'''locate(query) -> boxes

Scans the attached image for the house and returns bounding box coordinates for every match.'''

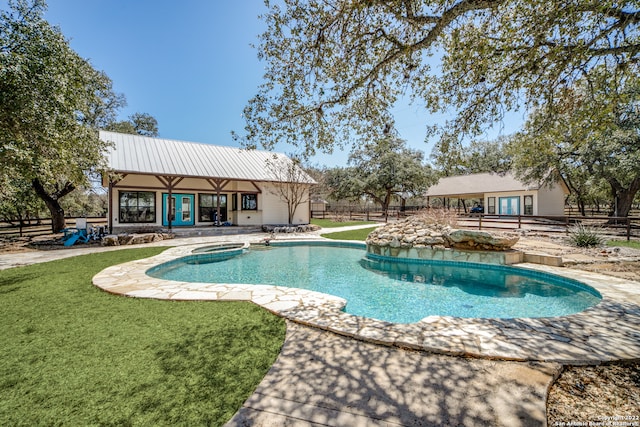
[100,131,315,232]
[425,172,569,216]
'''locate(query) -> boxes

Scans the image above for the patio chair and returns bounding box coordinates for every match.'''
[63,218,91,246]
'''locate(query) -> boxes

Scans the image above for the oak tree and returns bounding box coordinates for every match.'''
[1,0,121,231]
[325,137,434,218]
[508,66,640,217]
[236,0,639,158]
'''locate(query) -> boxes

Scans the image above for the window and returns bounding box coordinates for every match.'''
[241,194,258,210]
[119,191,155,223]
[487,197,496,215]
[199,194,227,222]
[524,195,534,215]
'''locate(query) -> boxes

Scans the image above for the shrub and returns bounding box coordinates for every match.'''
[568,223,604,247]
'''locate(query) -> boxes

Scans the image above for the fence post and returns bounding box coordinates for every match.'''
[478,215,482,230]
[518,215,522,229]
[627,217,631,241]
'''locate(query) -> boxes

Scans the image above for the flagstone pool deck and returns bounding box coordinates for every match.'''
[92,238,640,364]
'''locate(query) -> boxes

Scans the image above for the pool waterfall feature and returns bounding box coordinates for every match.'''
[364,215,525,265]
[365,242,524,266]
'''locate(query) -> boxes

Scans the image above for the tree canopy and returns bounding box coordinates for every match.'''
[508,66,640,217]
[0,0,122,231]
[431,136,512,176]
[236,0,639,157]
[325,137,434,215]
[105,112,159,137]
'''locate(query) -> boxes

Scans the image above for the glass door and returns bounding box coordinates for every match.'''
[162,194,195,226]
[499,196,520,215]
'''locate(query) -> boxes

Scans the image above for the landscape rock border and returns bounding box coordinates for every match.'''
[101,232,174,246]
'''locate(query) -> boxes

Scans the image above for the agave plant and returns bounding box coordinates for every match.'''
[568,223,604,248]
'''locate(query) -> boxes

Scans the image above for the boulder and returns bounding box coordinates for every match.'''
[101,232,173,247]
[445,229,520,251]
[101,235,120,246]
[366,215,519,251]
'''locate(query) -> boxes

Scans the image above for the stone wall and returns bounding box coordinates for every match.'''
[365,216,522,265]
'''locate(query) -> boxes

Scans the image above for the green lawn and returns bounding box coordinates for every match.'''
[321,227,373,241]
[310,218,376,228]
[607,240,640,250]
[0,248,285,426]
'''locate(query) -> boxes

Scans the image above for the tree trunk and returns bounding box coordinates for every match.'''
[32,179,75,233]
[577,198,586,216]
[606,176,640,223]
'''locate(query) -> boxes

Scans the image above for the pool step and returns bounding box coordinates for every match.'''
[523,252,564,267]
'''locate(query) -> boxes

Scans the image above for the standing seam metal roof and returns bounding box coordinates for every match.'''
[100,131,315,184]
[425,172,542,197]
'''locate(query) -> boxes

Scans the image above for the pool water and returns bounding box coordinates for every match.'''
[147,243,601,323]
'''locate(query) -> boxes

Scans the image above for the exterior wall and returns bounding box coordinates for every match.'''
[258,183,310,225]
[536,184,568,216]
[108,173,311,231]
[484,191,538,215]
[483,184,567,216]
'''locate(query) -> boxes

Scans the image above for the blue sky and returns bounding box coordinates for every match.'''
[3,0,523,167]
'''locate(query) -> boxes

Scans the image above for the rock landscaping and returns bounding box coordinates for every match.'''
[262,224,321,233]
[366,215,519,251]
[366,216,522,264]
[101,232,174,246]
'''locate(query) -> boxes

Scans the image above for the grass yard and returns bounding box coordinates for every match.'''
[607,239,640,250]
[0,248,285,426]
[310,218,376,228]
[321,227,372,241]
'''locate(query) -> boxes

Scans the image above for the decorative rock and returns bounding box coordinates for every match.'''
[262,224,321,233]
[366,215,519,252]
[445,229,520,251]
[101,235,120,246]
[101,233,173,247]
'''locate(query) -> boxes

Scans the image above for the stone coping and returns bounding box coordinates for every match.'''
[92,240,640,364]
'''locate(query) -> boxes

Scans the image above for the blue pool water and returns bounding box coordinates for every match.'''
[147,242,602,323]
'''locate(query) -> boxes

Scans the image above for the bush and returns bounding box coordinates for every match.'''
[568,223,604,247]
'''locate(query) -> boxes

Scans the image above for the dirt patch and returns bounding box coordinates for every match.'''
[0,234,102,252]
[548,363,640,425]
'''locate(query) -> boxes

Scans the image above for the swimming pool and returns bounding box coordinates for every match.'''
[146,242,602,323]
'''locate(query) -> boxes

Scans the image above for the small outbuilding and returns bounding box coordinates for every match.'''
[425,172,569,216]
[100,131,315,232]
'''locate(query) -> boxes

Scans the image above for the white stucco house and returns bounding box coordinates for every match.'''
[425,172,569,216]
[100,131,315,232]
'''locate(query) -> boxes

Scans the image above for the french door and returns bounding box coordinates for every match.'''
[498,196,520,215]
[162,193,195,226]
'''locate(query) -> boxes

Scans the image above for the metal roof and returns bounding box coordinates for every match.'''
[100,131,315,184]
[425,172,542,197]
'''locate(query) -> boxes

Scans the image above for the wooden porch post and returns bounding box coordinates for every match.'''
[206,179,230,226]
[157,176,183,231]
[108,179,113,234]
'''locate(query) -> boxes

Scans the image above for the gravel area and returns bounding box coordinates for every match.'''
[548,363,640,426]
